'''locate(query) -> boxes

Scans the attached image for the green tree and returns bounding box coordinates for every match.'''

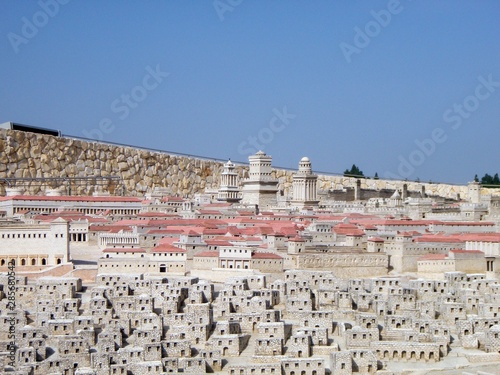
[479,173,500,185]
[481,173,493,185]
[374,172,379,180]
[343,164,364,178]
[493,173,500,185]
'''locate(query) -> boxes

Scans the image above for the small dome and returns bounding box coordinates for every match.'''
[301,156,310,162]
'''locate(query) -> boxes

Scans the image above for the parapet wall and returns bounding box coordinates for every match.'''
[0,129,493,200]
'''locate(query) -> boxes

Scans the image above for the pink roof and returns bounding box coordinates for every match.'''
[151,244,186,253]
[334,223,365,236]
[147,229,184,235]
[114,219,152,226]
[415,235,464,243]
[459,233,500,242]
[419,254,447,261]
[203,228,228,235]
[450,249,484,254]
[161,196,185,202]
[236,211,256,216]
[159,237,177,245]
[89,225,132,232]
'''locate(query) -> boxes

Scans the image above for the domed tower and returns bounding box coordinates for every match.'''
[217,159,241,203]
[291,157,319,208]
[241,151,278,208]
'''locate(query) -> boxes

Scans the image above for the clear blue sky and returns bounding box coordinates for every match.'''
[1,1,499,184]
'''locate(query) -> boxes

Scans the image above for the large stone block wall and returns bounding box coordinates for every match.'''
[0,129,495,200]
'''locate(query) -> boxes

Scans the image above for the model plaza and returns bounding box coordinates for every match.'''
[2,150,500,375]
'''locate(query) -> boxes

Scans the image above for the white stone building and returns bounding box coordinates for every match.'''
[0,217,69,268]
[291,157,319,209]
[241,151,278,209]
[218,159,241,203]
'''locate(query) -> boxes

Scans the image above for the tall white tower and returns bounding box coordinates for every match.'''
[291,157,319,208]
[217,159,241,203]
[241,151,278,209]
[468,181,481,204]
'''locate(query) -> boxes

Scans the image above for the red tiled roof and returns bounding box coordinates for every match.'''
[89,225,132,232]
[418,254,447,261]
[415,235,464,243]
[159,237,177,245]
[459,233,500,242]
[161,196,185,202]
[449,249,483,254]
[203,228,228,235]
[151,244,186,253]
[146,229,184,235]
[334,223,365,236]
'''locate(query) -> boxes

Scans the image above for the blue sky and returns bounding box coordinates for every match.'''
[1,1,499,184]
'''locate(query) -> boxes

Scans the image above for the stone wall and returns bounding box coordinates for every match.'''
[0,129,497,200]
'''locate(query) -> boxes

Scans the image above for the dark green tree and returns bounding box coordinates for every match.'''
[479,173,500,185]
[481,173,493,185]
[474,174,479,182]
[343,164,364,178]
[493,173,500,185]
[374,172,379,180]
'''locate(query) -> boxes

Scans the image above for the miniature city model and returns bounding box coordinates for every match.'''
[1,132,500,374]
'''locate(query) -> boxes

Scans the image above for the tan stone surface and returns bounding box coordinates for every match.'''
[1,129,495,200]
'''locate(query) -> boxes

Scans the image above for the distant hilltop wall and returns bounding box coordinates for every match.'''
[0,128,494,200]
